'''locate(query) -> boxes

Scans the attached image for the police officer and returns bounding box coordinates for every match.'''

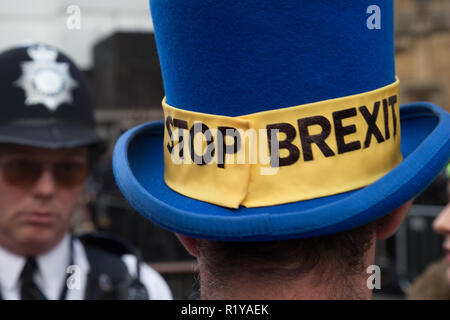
[0,43,172,300]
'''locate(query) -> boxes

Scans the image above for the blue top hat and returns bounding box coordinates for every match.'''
[113,0,450,241]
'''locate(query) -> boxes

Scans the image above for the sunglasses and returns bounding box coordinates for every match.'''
[0,158,89,188]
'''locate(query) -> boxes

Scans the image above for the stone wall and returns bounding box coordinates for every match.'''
[395,0,450,110]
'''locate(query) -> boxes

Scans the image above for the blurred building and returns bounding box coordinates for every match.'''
[395,0,450,111]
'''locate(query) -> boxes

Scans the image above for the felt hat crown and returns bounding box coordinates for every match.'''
[113,0,450,241]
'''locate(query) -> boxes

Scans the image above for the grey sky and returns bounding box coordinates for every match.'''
[0,0,154,68]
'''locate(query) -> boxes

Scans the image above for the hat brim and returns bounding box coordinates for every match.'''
[113,103,450,241]
[0,122,104,149]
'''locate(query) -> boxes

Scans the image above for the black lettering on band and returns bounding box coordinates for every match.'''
[165,116,174,154]
[217,126,241,169]
[359,103,384,148]
[266,123,300,167]
[173,118,188,158]
[297,116,335,161]
[333,108,362,154]
[383,99,390,140]
[388,95,398,138]
[189,122,215,166]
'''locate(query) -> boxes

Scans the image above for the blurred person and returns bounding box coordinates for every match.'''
[113,1,450,299]
[0,43,172,300]
[407,164,450,300]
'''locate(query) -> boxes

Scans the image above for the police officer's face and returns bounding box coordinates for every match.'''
[433,183,450,285]
[0,144,89,256]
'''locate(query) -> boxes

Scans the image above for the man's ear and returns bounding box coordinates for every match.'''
[376,201,412,240]
[176,234,200,257]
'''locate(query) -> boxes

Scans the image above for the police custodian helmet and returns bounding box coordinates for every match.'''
[0,42,103,149]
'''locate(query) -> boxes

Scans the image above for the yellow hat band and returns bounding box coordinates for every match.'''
[162,78,402,209]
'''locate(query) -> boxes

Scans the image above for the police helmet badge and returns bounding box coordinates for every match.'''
[0,42,103,149]
[14,44,78,112]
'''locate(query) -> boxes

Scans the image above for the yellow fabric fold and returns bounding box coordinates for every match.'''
[163,78,402,208]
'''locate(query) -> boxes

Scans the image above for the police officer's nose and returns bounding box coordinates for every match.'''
[433,203,450,236]
[32,169,56,198]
